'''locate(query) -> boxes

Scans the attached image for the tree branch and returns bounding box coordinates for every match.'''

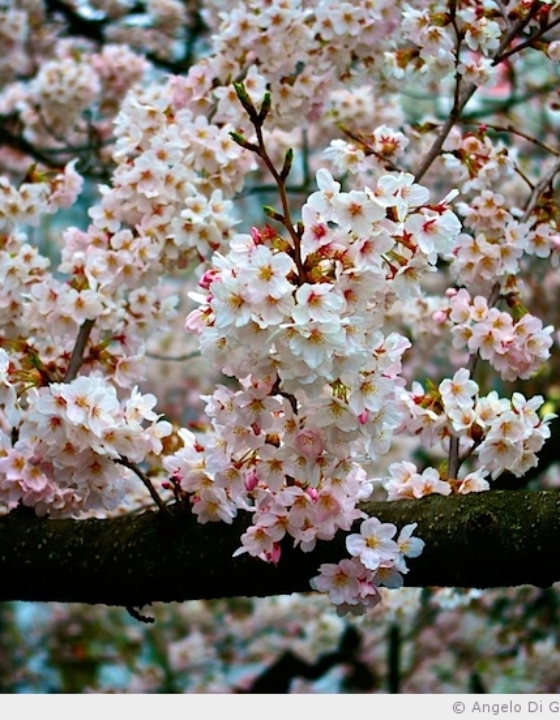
[2,489,560,606]
[64,319,95,382]
[0,117,64,169]
[44,0,107,43]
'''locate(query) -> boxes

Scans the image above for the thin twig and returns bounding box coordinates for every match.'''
[64,319,95,383]
[521,157,560,221]
[513,165,535,191]
[116,457,170,515]
[415,85,476,182]
[492,0,542,62]
[461,82,559,121]
[338,124,406,173]
[248,104,307,282]
[301,128,312,189]
[146,350,201,362]
[495,0,513,29]
[493,16,560,65]
[237,183,311,199]
[414,0,544,182]
[461,121,560,158]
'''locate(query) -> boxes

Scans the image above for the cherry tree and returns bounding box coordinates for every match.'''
[1,0,560,691]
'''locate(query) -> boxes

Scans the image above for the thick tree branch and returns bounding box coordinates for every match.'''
[1,490,560,606]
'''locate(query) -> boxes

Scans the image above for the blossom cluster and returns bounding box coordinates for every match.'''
[159,166,469,609]
[195,0,405,131]
[0,0,558,623]
[0,41,148,165]
[0,221,179,404]
[384,0,552,88]
[112,88,256,197]
[0,161,83,230]
[398,369,554,482]
[0,358,171,516]
[310,519,424,614]
[443,129,515,194]
[444,288,553,381]
[453,189,560,289]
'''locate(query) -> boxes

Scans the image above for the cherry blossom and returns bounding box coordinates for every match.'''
[1,0,559,625]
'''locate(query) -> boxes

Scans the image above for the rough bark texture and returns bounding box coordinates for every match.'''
[1,489,560,606]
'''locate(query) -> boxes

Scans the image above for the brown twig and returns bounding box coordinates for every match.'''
[493,16,560,65]
[521,157,560,221]
[146,350,200,362]
[338,124,406,173]
[116,457,170,515]
[233,84,307,283]
[462,121,560,158]
[64,319,95,383]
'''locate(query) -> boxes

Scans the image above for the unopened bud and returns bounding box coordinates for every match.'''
[280,147,294,181]
[229,131,259,153]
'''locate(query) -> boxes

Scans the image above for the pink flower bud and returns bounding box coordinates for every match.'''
[264,543,281,565]
[245,470,258,492]
[199,269,218,289]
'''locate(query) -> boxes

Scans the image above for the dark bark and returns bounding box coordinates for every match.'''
[245,626,375,693]
[43,0,208,73]
[45,0,107,43]
[0,116,64,169]
[1,489,560,606]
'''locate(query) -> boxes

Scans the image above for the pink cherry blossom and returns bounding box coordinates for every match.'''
[345,517,399,571]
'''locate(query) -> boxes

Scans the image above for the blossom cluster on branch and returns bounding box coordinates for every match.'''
[0,0,559,615]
